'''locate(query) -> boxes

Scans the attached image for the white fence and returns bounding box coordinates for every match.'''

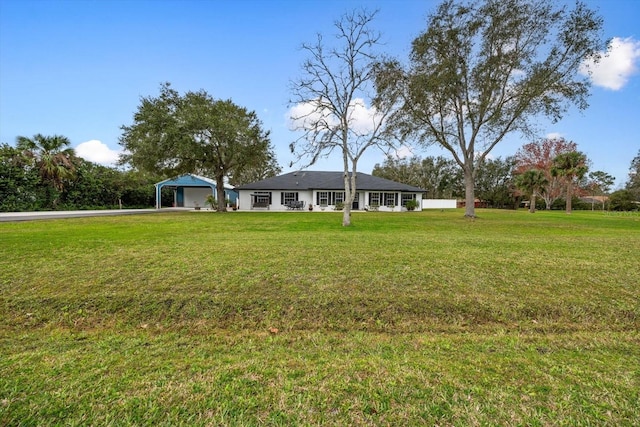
[422,199,457,209]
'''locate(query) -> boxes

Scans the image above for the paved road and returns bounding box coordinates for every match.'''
[0,208,186,222]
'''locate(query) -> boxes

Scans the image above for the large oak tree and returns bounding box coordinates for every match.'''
[120,83,278,211]
[375,0,606,217]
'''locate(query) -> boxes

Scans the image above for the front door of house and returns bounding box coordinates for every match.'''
[352,192,360,210]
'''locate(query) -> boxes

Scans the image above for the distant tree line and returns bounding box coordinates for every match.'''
[1,136,171,212]
[373,143,640,212]
[373,154,519,209]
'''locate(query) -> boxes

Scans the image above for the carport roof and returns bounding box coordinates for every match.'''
[155,174,234,190]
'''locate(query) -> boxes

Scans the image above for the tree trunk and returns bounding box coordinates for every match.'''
[566,182,572,214]
[463,166,476,218]
[529,193,536,213]
[343,169,358,226]
[342,154,354,227]
[216,175,227,212]
[342,204,351,226]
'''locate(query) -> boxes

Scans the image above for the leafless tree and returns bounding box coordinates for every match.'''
[289,9,395,226]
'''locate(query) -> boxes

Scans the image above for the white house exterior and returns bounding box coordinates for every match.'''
[234,171,425,212]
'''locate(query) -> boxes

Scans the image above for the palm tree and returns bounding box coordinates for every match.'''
[16,134,77,208]
[515,169,548,213]
[551,151,588,214]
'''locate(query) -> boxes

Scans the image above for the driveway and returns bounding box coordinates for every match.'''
[0,208,185,222]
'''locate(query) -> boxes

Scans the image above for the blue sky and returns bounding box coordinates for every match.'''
[1,0,639,188]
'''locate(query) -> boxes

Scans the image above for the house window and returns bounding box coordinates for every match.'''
[384,192,396,207]
[317,191,329,206]
[369,192,380,206]
[401,193,416,206]
[254,191,271,204]
[333,192,344,204]
[281,192,298,205]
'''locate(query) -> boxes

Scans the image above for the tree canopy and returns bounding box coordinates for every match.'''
[120,83,279,211]
[15,134,77,209]
[586,170,615,210]
[372,155,463,199]
[515,169,548,213]
[514,137,579,210]
[375,0,605,218]
[1,142,164,212]
[626,149,640,200]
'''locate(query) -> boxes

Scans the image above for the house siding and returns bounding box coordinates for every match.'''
[238,189,423,211]
[235,171,425,212]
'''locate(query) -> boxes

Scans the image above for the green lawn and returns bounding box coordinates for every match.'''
[1,209,639,425]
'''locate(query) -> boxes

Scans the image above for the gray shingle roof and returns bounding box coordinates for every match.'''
[235,171,425,192]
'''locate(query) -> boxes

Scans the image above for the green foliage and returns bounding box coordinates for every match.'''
[60,161,122,209]
[0,143,162,211]
[120,82,277,211]
[551,151,589,213]
[515,169,548,213]
[514,137,580,209]
[550,197,590,211]
[588,170,615,195]
[404,199,419,210]
[474,156,517,209]
[1,211,639,425]
[372,155,463,198]
[205,195,217,210]
[609,189,638,211]
[333,201,344,211]
[118,170,168,208]
[15,134,78,209]
[0,143,41,211]
[376,0,605,217]
[626,149,640,200]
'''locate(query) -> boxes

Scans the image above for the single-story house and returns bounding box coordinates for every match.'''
[154,174,238,209]
[234,171,425,211]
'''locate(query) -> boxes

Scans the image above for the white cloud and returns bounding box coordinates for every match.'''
[546,132,564,140]
[346,98,383,136]
[394,145,414,159]
[287,97,383,136]
[75,140,121,166]
[287,99,335,131]
[580,37,640,90]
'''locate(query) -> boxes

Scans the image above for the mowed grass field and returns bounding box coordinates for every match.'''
[1,209,638,426]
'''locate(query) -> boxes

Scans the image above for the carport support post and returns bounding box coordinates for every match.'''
[155,183,161,209]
